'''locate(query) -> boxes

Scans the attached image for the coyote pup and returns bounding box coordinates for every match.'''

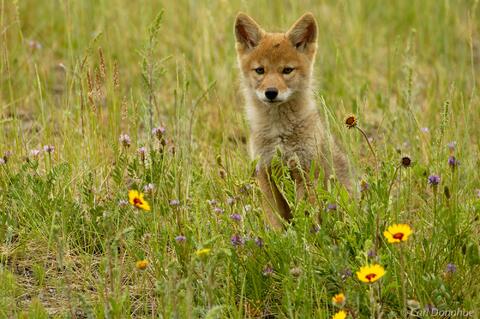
[234,12,350,228]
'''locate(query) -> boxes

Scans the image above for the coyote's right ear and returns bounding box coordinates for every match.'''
[234,13,263,50]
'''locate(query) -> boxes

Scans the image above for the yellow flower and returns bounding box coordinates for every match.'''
[135,259,149,270]
[195,248,211,257]
[356,264,386,283]
[332,292,346,306]
[345,115,357,129]
[128,190,151,211]
[383,224,412,243]
[332,310,347,319]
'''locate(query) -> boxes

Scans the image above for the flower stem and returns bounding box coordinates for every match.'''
[400,246,407,318]
[356,126,377,165]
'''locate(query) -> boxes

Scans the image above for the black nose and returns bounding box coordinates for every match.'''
[265,88,278,100]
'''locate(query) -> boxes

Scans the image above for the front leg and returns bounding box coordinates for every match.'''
[288,158,317,204]
[257,166,292,229]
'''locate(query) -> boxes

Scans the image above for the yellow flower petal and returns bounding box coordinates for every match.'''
[128,190,151,211]
[383,224,412,243]
[135,259,149,270]
[332,292,346,306]
[356,264,386,283]
[332,310,347,319]
[195,248,211,257]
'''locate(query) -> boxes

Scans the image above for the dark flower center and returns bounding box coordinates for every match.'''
[365,273,377,281]
[133,197,142,205]
[345,116,356,126]
[401,156,411,167]
[393,232,404,240]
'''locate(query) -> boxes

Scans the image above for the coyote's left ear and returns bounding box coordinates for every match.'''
[287,13,317,53]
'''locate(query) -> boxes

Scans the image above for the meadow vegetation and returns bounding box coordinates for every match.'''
[1,0,480,317]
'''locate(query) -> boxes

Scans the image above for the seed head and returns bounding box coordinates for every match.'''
[401,156,412,168]
[345,115,357,129]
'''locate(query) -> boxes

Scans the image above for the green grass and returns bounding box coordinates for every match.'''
[1,0,480,317]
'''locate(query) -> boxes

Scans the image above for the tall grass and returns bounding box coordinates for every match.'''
[1,0,479,317]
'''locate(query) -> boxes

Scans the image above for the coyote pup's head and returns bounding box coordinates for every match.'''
[234,12,317,106]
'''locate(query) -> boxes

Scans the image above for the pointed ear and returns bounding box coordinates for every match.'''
[234,13,264,50]
[287,13,317,52]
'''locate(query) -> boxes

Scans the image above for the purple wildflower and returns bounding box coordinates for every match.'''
[29,149,41,158]
[175,235,186,243]
[230,213,242,222]
[327,203,337,211]
[118,199,129,207]
[3,150,12,163]
[137,147,147,161]
[446,263,457,273]
[340,268,353,281]
[226,197,235,206]
[152,126,166,140]
[119,134,131,147]
[368,249,376,258]
[254,237,264,248]
[207,199,217,206]
[360,179,370,192]
[143,183,155,193]
[421,127,429,133]
[169,199,180,207]
[213,207,224,214]
[28,39,42,50]
[43,145,55,154]
[290,267,302,277]
[310,225,320,234]
[428,175,440,186]
[0,158,5,165]
[447,141,456,153]
[448,156,459,169]
[230,234,244,247]
[262,265,274,276]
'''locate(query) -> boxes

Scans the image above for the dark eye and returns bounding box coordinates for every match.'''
[254,67,265,75]
[283,67,294,74]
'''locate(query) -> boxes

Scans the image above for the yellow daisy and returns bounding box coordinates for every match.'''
[383,224,412,243]
[128,190,151,211]
[332,292,346,306]
[356,264,386,283]
[332,310,347,319]
[135,259,149,270]
[195,248,211,257]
